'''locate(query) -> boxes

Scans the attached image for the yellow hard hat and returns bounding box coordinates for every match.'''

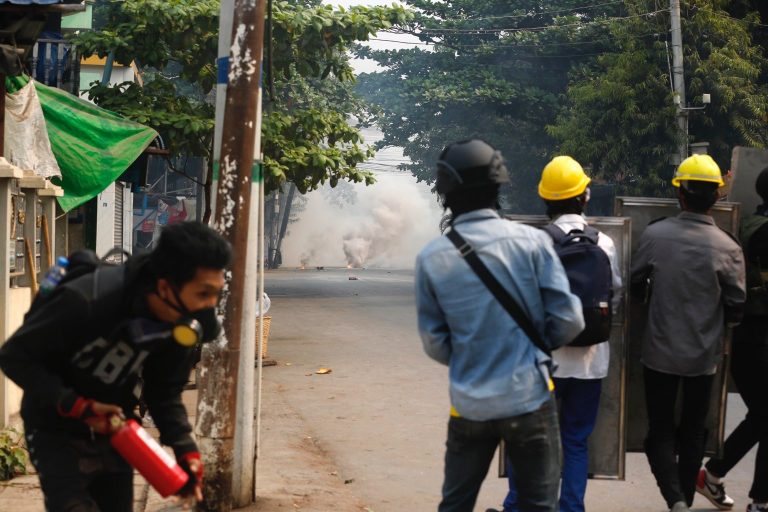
[538,156,591,200]
[672,154,724,187]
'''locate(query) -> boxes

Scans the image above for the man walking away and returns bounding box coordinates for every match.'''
[499,156,623,512]
[698,165,768,512]
[630,155,746,512]
[415,139,585,512]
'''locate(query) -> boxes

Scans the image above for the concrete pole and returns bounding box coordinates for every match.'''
[0,73,5,157]
[212,0,264,504]
[211,0,235,217]
[670,0,688,163]
[233,71,263,510]
[196,1,266,510]
[253,83,266,488]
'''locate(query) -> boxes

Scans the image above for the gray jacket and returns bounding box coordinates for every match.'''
[630,212,746,376]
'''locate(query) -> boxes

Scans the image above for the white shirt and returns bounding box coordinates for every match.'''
[549,214,623,380]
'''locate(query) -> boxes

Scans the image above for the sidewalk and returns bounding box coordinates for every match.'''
[0,371,366,512]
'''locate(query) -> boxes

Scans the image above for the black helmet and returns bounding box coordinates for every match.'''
[435,139,509,195]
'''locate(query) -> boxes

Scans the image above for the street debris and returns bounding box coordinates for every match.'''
[316,368,332,374]
[344,478,355,484]
[349,276,358,280]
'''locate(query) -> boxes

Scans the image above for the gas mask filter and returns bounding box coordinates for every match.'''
[161,287,221,347]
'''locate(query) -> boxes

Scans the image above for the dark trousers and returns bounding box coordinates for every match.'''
[439,398,561,512]
[706,340,768,502]
[26,428,133,512]
[502,378,602,512]
[643,366,714,508]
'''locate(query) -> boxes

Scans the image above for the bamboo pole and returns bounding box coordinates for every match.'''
[24,237,38,295]
[41,214,52,268]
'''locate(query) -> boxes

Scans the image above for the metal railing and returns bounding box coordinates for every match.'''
[29,38,80,95]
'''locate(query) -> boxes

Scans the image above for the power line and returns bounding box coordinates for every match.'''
[447,0,627,22]
[370,30,666,49]
[697,8,768,28]
[400,9,668,34]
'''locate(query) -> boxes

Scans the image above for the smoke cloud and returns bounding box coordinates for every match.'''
[282,173,443,268]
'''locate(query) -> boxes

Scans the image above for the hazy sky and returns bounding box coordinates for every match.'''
[323,0,420,74]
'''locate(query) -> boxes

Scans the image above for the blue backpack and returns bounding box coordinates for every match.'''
[543,224,613,347]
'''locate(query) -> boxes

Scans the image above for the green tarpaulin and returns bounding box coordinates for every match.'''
[5,76,157,212]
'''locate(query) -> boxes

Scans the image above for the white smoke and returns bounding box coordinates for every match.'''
[282,173,443,268]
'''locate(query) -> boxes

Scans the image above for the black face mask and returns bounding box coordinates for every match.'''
[161,287,222,346]
[187,305,221,343]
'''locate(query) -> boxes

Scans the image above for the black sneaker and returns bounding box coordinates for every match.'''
[697,468,734,510]
[747,505,768,512]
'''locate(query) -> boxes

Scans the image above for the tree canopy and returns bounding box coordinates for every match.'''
[549,0,768,196]
[357,0,768,208]
[72,0,411,198]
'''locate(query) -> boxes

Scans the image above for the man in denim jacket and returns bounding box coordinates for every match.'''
[415,139,585,512]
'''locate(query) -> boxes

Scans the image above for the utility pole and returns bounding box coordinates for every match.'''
[670,0,688,164]
[196,1,267,510]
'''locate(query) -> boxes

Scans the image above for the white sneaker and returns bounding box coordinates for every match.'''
[697,468,734,510]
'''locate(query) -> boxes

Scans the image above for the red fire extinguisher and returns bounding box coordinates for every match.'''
[110,418,189,497]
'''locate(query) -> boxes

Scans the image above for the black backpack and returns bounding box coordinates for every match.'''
[27,248,128,320]
[542,224,613,347]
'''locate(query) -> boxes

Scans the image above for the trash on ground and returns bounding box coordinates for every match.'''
[316,368,332,375]
[348,276,358,280]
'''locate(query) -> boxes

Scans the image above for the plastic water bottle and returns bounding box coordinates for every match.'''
[39,256,69,297]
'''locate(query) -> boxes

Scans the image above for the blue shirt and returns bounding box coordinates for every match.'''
[415,209,585,421]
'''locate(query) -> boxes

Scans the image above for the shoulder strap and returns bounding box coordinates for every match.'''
[562,226,599,245]
[583,225,599,239]
[542,224,566,243]
[445,229,550,356]
[543,224,599,245]
[91,265,127,320]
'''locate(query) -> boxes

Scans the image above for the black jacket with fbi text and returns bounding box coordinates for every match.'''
[0,255,197,457]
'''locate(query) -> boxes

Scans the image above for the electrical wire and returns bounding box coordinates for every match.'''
[397,9,668,34]
[696,8,768,28]
[370,30,666,49]
[444,0,627,22]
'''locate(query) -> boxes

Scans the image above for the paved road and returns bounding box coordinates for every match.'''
[264,267,756,512]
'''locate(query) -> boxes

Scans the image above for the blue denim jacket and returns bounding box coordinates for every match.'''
[415,209,584,421]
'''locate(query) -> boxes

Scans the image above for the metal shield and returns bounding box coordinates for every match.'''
[500,214,632,480]
[725,146,768,217]
[614,197,740,457]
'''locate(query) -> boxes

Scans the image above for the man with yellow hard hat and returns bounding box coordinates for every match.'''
[630,154,746,512]
[496,156,622,512]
